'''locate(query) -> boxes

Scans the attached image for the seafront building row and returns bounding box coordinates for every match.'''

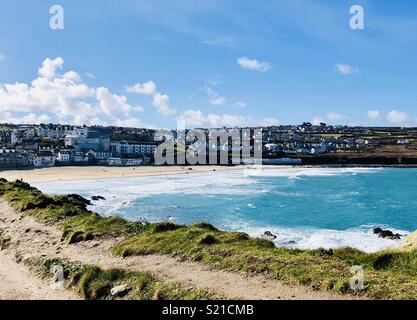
[0,122,413,168]
[0,125,156,168]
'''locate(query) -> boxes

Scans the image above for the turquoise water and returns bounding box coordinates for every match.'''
[34,167,417,253]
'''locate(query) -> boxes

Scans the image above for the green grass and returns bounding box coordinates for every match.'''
[112,223,417,299]
[28,257,219,300]
[0,179,149,243]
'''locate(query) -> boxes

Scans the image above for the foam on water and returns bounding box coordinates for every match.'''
[244,167,382,178]
[239,225,408,253]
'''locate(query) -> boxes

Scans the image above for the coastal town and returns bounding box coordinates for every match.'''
[1,122,417,169]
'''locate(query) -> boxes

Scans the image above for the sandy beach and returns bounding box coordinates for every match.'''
[0,165,249,183]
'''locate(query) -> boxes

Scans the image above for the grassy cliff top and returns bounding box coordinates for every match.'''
[1,178,417,299]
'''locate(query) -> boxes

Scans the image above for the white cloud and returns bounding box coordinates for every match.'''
[203,37,233,46]
[335,64,359,75]
[126,80,177,116]
[367,110,381,120]
[325,112,349,121]
[0,111,50,124]
[206,78,223,86]
[96,87,143,117]
[178,109,250,127]
[114,118,153,129]
[312,116,325,126]
[237,57,271,72]
[38,57,64,79]
[178,109,277,128]
[386,110,411,125]
[210,96,226,106]
[0,57,145,126]
[152,93,176,117]
[234,101,248,108]
[312,112,349,125]
[202,85,226,106]
[125,81,156,95]
[260,118,280,126]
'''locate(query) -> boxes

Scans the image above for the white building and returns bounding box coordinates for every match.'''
[106,157,123,166]
[88,150,113,160]
[110,141,156,156]
[397,139,410,145]
[65,127,89,137]
[33,151,55,168]
[64,130,110,152]
[74,152,89,163]
[106,157,143,166]
[56,151,72,163]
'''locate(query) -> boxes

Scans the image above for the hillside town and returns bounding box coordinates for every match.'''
[0,124,156,168]
[0,122,417,169]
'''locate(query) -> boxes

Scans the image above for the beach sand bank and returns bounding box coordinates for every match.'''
[0,165,251,183]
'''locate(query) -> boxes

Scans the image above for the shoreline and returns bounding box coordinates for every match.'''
[1,164,417,184]
[0,165,247,183]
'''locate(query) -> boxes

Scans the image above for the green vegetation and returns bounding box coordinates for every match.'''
[0,179,148,243]
[28,257,219,300]
[2,179,417,299]
[113,222,417,299]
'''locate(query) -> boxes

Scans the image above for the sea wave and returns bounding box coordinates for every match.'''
[239,225,408,253]
[35,167,381,198]
[245,167,382,178]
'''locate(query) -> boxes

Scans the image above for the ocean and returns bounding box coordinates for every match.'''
[33,167,417,253]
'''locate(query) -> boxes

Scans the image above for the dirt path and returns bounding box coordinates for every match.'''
[0,251,78,300]
[0,199,353,300]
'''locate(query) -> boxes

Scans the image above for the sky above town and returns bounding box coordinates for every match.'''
[1,0,417,128]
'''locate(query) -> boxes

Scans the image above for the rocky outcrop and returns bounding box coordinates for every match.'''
[91,196,106,201]
[262,231,277,241]
[373,228,402,240]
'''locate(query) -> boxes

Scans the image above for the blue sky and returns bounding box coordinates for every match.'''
[1,0,417,128]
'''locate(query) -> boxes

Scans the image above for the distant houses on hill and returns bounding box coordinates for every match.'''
[1,122,415,168]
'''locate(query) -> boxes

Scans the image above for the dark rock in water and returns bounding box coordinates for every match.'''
[282,240,297,246]
[91,195,106,201]
[380,230,401,240]
[262,231,277,241]
[373,227,383,235]
[374,228,401,240]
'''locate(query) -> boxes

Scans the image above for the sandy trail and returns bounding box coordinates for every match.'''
[0,251,78,300]
[0,165,250,184]
[0,200,353,300]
